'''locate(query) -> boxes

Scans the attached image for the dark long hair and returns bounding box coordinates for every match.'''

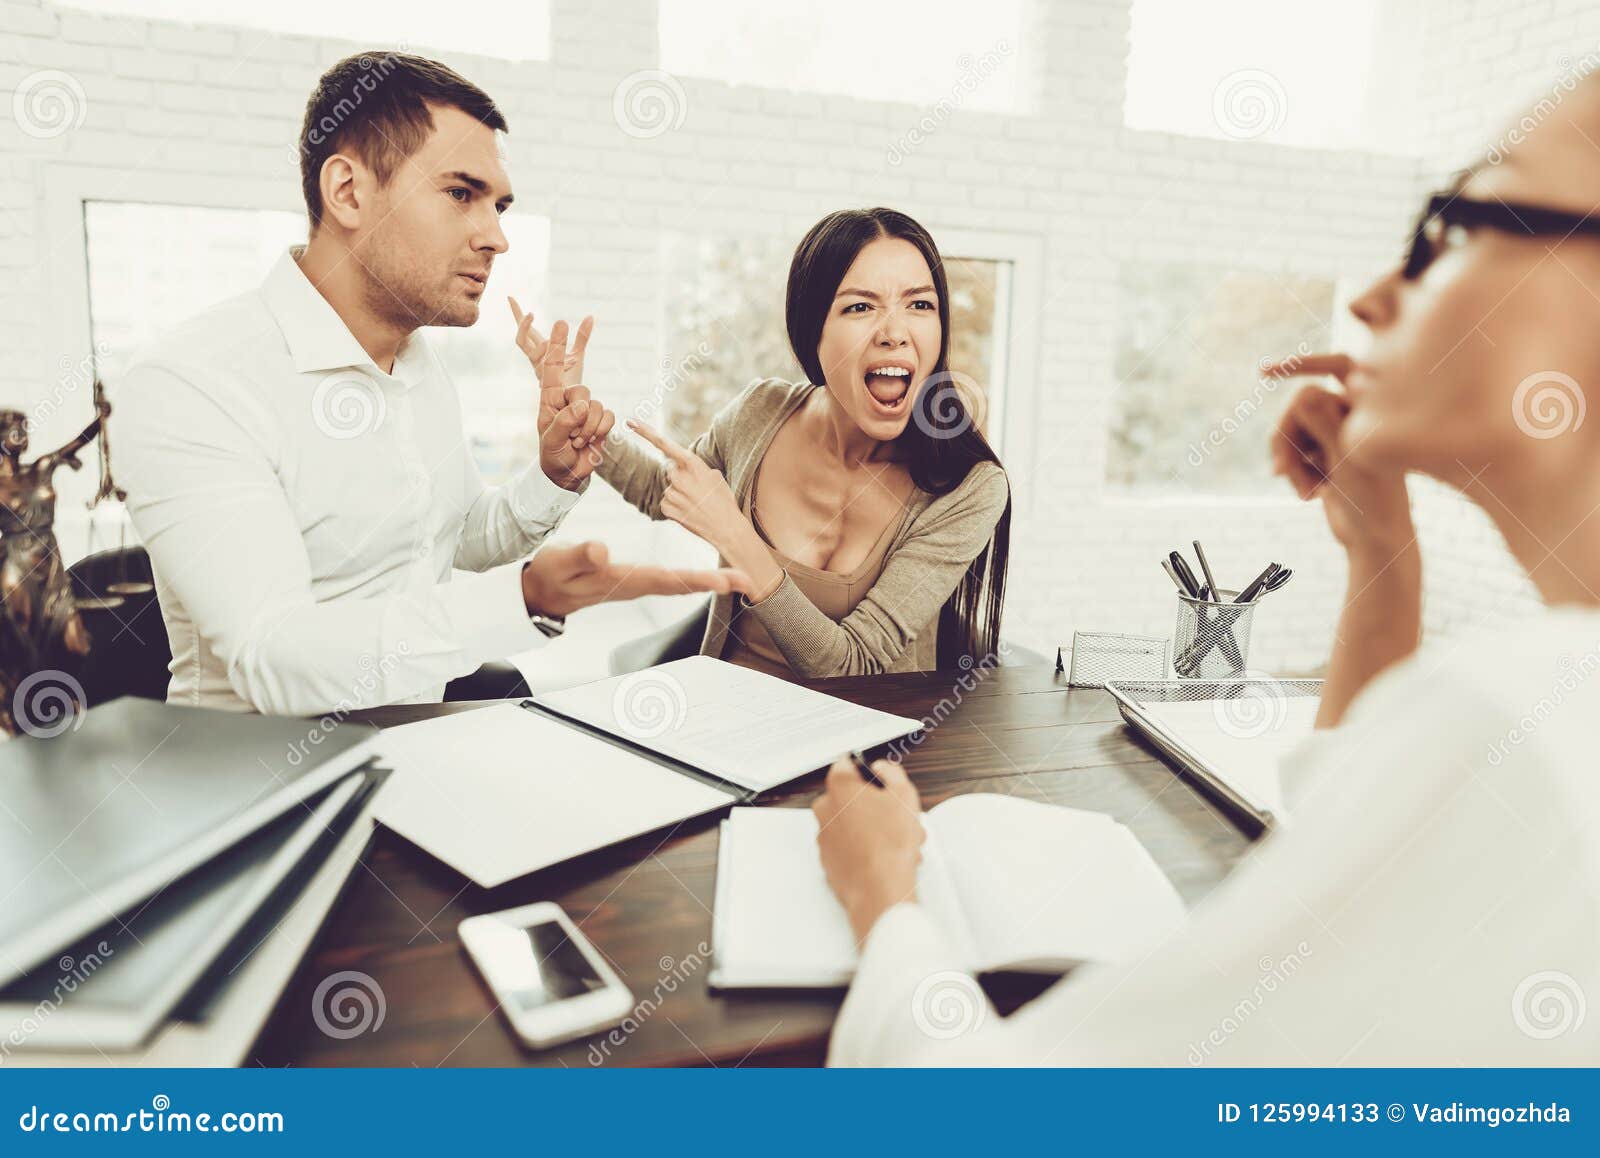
[785,207,1011,668]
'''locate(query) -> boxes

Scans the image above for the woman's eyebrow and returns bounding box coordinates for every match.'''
[834,284,938,299]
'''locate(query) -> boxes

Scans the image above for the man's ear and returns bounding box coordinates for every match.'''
[318,153,366,231]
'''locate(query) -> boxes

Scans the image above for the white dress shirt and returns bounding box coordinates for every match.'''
[830,606,1600,1065]
[115,250,580,716]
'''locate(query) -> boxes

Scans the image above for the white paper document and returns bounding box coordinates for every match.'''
[372,704,735,887]
[710,795,1187,988]
[534,656,922,792]
[1134,697,1320,820]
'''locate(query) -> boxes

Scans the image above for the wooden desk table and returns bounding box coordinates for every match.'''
[251,665,1255,1067]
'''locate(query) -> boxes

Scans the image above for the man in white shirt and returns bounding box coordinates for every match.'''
[116,54,745,716]
[810,80,1600,1065]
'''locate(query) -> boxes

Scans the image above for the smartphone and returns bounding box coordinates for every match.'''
[458,902,633,1050]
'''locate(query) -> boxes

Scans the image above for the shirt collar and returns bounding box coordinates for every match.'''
[262,248,431,389]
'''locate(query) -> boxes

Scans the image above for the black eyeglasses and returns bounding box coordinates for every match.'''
[1403,193,1600,280]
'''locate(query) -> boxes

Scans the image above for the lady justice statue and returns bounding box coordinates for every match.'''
[0,383,121,736]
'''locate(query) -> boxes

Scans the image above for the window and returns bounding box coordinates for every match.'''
[1104,263,1335,496]
[83,202,550,487]
[658,0,1028,113]
[656,233,1013,451]
[74,201,304,556]
[85,201,307,385]
[944,256,1010,442]
[426,216,551,487]
[56,0,551,62]
[656,232,796,443]
[1123,0,1420,153]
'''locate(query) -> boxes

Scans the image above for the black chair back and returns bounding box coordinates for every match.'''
[60,546,562,707]
[607,598,712,676]
[65,546,172,705]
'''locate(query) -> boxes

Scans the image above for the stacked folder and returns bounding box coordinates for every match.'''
[0,697,381,1058]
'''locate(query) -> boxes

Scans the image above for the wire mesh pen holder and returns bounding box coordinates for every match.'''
[1172,590,1257,679]
[1062,631,1170,689]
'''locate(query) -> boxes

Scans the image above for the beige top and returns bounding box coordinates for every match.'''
[722,459,919,678]
[597,379,1009,678]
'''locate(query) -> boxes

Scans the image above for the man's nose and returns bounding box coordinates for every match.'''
[476,211,509,256]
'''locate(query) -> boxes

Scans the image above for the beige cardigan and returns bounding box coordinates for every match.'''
[597,379,1009,677]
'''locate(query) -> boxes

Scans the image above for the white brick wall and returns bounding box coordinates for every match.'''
[0,0,1584,676]
[1396,0,1600,640]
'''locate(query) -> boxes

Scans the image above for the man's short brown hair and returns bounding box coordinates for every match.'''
[296,51,508,229]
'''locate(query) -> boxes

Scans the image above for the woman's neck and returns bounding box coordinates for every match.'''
[810,388,896,470]
[1466,460,1600,606]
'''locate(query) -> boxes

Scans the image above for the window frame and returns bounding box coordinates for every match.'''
[40,165,302,553]
[931,224,1043,514]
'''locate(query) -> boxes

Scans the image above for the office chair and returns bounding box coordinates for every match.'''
[63,545,531,706]
[65,546,171,705]
[607,598,711,675]
[442,661,532,702]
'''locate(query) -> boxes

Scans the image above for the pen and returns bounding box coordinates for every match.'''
[1262,567,1293,595]
[1168,551,1201,598]
[848,749,883,787]
[1192,540,1221,603]
[1161,558,1186,593]
[1234,562,1281,604]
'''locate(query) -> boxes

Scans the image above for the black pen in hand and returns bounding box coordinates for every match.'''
[848,750,884,787]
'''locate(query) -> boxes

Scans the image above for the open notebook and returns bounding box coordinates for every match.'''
[710,795,1187,988]
[374,658,920,887]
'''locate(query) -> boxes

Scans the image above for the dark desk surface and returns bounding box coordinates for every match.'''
[250,665,1255,1068]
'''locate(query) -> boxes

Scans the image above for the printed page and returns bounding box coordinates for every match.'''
[536,656,921,792]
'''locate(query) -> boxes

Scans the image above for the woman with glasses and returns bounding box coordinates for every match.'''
[811,81,1600,1064]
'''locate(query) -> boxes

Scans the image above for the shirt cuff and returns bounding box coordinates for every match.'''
[508,462,587,524]
[441,559,549,662]
[828,903,969,1067]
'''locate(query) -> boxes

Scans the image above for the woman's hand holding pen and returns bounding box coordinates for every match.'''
[1266,353,1421,727]
[813,758,924,944]
[510,298,613,491]
[626,419,786,602]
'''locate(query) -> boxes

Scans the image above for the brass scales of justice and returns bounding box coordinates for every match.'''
[1,381,150,735]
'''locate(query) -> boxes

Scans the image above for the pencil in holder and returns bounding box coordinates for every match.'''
[1172,589,1256,679]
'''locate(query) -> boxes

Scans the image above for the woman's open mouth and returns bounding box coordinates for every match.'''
[864,362,914,415]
